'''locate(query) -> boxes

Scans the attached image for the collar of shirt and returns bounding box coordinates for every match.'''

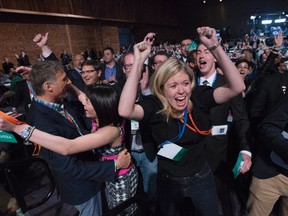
[199,70,217,87]
[34,97,64,113]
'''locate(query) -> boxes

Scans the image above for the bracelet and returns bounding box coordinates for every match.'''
[208,38,222,51]
[20,126,35,141]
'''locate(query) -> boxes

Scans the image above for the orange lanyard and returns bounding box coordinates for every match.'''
[179,113,211,136]
[0,111,41,156]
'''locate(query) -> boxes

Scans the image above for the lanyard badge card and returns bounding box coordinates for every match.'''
[157,140,187,161]
[157,108,188,161]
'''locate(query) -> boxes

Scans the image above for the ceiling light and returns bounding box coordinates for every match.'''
[275,18,286,23]
[261,20,272,25]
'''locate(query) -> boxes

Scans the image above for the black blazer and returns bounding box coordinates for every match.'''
[27,100,115,205]
[196,73,251,173]
[250,72,288,179]
[257,94,288,177]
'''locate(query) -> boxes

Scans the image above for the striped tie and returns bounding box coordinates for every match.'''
[202,80,209,86]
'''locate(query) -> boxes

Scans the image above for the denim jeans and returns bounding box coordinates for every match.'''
[158,163,219,216]
[131,151,158,204]
[74,191,102,216]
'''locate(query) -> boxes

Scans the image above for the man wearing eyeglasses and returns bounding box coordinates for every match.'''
[80,60,102,86]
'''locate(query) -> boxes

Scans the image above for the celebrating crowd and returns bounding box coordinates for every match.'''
[0,26,288,216]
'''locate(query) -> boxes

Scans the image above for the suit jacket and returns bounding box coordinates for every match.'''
[250,72,288,178]
[196,72,251,173]
[14,80,31,115]
[27,99,115,205]
[100,62,126,91]
[258,94,288,177]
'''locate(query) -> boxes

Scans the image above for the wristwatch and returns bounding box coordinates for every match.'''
[20,126,35,141]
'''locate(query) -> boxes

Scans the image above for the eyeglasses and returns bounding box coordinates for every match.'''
[123,64,133,69]
[80,70,96,75]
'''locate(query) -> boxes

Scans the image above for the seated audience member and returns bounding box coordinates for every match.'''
[2,58,14,76]
[0,68,22,106]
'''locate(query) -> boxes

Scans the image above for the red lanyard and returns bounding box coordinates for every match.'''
[179,113,211,136]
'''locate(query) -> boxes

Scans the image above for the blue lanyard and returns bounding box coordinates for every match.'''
[160,107,188,147]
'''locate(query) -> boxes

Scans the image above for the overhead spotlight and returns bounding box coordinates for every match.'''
[275,18,286,23]
[219,0,222,2]
[203,0,206,3]
[261,20,272,25]
[250,15,256,20]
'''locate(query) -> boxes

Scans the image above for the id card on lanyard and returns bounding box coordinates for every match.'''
[157,108,188,161]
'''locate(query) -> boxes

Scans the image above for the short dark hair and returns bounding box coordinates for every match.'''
[30,61,63,96]
[122,51,134,66]
[186,50,197,63]
[81,60,101,71]
[151,51,169,64]
[103,47,115,55]
[86,84,123,128]
[235,58,253,68]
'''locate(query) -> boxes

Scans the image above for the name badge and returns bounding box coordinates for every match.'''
[211,125,228,136]
[131,120,139,131]
[157,141,187,161]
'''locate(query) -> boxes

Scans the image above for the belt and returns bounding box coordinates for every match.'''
[131,149,144,154]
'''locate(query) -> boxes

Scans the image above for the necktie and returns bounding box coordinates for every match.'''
[202,80,209,86]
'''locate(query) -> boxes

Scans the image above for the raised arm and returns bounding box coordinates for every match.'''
[197,27,245,104]
[118,33,155,120]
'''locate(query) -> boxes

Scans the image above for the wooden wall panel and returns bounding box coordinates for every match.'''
[0,0,181,26]
[0,19,120,67]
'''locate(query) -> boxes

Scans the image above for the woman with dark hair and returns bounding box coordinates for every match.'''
[0,84,138,215]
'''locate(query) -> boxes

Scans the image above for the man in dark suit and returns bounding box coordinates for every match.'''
[196,43,252,216]
[179,38,192,63]
[27,57,130,215]
[252,94,288,216]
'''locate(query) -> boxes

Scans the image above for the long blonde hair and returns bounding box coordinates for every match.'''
[149,58,195,120]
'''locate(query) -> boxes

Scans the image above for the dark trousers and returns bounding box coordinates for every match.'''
[158,163,219,216]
